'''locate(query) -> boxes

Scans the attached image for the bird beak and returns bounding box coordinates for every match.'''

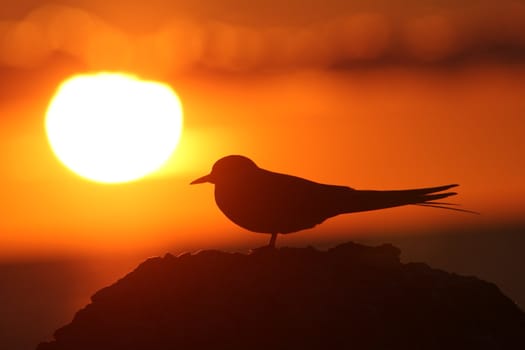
[190,174,212,185]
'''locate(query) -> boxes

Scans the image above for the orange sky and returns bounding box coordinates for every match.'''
[0,1,524,259]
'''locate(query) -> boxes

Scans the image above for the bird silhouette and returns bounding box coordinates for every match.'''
[191,155,474,248]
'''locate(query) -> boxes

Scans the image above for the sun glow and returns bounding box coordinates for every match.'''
[45,73,183,183]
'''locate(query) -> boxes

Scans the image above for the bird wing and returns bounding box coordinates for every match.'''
[252,170,355,233]
[256,176,469,231]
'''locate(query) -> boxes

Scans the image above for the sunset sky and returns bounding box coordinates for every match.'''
[2,2,525,349]
[0,0,524,260]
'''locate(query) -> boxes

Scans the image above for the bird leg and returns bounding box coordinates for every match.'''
[268,233,278,248]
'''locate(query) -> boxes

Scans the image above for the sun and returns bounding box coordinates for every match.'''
[45,72,183,183]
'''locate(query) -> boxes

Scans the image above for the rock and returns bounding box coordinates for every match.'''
[37,242,525,350]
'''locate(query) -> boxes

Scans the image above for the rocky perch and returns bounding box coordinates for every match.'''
[37,242,525,350]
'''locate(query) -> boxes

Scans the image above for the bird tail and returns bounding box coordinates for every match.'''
[346,184,478,214]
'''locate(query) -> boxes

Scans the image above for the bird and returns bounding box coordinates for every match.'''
[191,155,475,248]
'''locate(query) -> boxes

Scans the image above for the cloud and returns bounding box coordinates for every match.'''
[1,2,525,74]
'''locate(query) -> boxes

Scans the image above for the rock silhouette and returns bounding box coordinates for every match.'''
[37,242,525,350]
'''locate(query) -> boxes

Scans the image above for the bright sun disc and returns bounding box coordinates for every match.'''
[45,73,183,183]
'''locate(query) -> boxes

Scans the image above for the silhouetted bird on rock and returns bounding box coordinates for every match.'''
[191,155,472,247]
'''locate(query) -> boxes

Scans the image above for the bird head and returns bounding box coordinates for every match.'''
[190,155,258,185]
